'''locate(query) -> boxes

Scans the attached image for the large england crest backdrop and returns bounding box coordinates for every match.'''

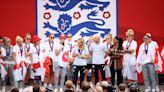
[36,0,118,41]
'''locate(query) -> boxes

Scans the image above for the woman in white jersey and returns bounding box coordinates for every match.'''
[23,33,33,83]
[137,34,157,92]
[0,36,7,92]
[72,38,90,88]
[42,33,55,90]
[13,36,27,92]
[54,34,70,92]
[122,29,137,83]
[31,35,45,84]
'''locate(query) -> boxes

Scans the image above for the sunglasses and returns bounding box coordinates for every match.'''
[7,40,11,43]
[50,37,55,39]
[67,36,72,38]
[26,38,31,40]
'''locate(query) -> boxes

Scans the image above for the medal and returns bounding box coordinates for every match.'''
[25,43,30,52]
[6,47,11,56]
[20,47,23,57]
[126,40,132,50]
[49,41,54,52]
[144,44,149,54]
[35,46,40,56]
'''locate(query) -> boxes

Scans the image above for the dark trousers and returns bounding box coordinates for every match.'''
[73,65,86,86]
[110,62,123,85]
[93,64,106,84]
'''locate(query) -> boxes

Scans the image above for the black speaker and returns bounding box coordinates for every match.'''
[158,73,164,85]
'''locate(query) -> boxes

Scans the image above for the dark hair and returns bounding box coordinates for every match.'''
[118,37,123,49]
[33,84,40,92]
[0,36,2,39]
[28,78,34,86]
[65,90,74,92]
[11,87,19,92]
[114,36,123,50]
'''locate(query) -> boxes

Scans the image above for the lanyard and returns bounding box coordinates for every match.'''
[106,44,110,50]
[35,46,40,56]
[78,48,83,55]
[126,40,132,50]
[0,46,1,55]
[70,44,72,52]
[25,43,30,52]
[20,47,23,57]
[6,47,11,56]
[49,41,54,52]
[144,44,149,54]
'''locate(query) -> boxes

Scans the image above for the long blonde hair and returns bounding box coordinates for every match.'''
[78,38,85,50]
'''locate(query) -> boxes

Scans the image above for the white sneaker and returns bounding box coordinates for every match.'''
[47,85,53,91]
[152,89,156,92]
[54,89,58,92]
[2,87,5,92]
[145,89,150,92]
[59,88,63,92]
[156,86,160,92]
[19,88,23,92]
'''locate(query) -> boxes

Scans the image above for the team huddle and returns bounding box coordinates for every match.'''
[0,29,164,92]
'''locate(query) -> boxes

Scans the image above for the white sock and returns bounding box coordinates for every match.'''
[49,84,52,88]
[19,88,23,92]
[156,86,160,91]
[2,86,5,92]
[44,83,47,87]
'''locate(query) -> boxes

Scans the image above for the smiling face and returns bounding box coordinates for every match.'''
[143,36,150,44]
[5,38,11,47]
[126,29,134,41]
[67,33,72,42]
[113,37,117,44]
[17,39,23,47]
[94,34,101,44]
[106,34,112,44]
[25,34,31,44]
[126,34,133,41]
[78,38,84,47]
[49,33,55,43]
